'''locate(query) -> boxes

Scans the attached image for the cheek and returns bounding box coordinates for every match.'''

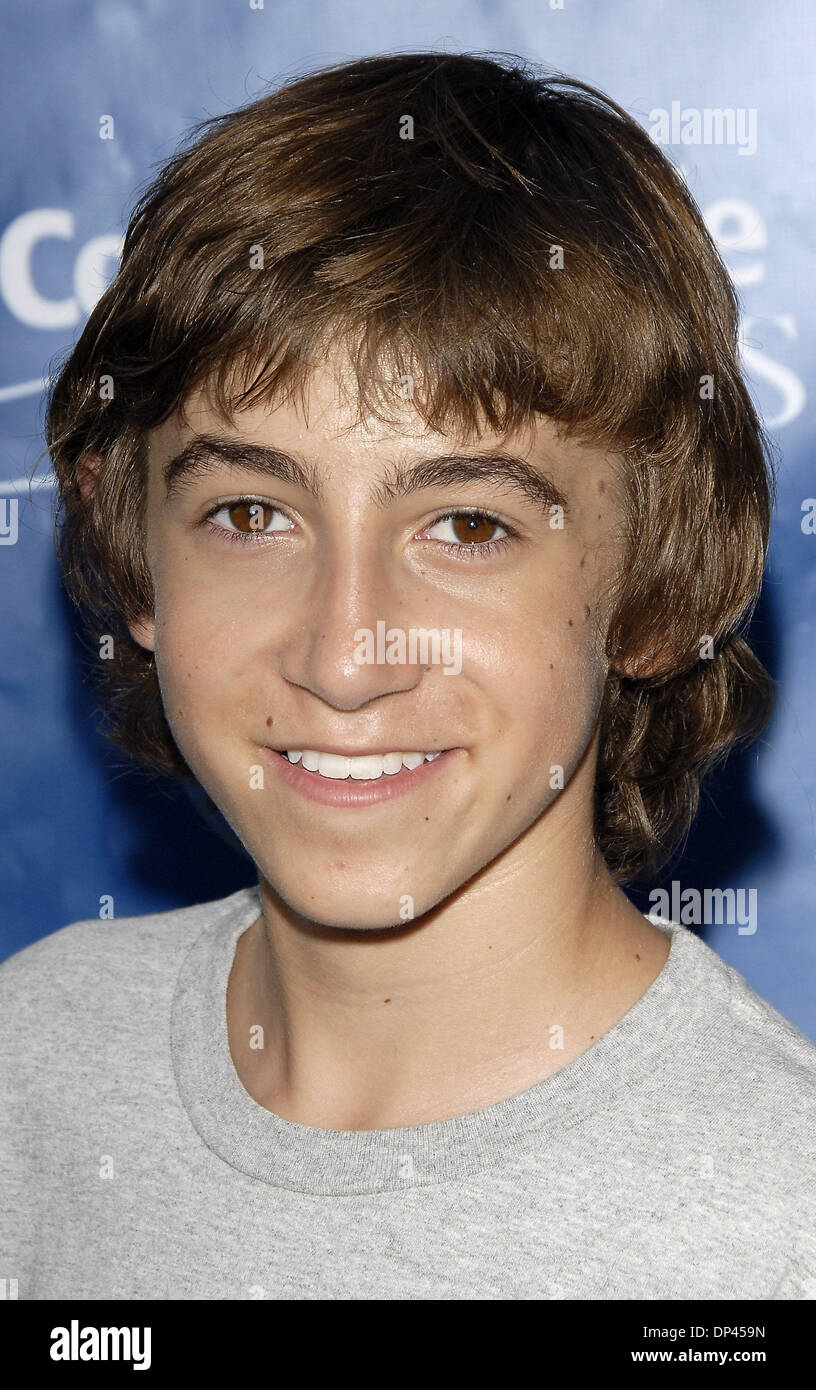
[151,575,257,744]
[482,616,607,780]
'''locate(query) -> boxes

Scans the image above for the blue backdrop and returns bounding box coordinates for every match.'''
[2,0,815,1037]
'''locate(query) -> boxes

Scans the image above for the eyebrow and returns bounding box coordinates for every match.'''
[161,433,569,517]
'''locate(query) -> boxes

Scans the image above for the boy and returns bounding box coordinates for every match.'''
[1,50,814,1300]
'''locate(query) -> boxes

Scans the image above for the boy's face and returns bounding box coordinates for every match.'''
[130,359,629,928]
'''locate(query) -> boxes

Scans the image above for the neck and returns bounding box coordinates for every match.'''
[226,803,670,1130]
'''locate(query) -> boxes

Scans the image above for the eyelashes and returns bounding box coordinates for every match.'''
[202,499,293,545]
[424,511,514,557]
[200,497,518,559]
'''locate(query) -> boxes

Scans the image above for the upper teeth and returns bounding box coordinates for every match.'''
[284,750,442,780]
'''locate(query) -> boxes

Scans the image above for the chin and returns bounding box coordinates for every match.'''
[254,850,453,929]
[277,885,427,933]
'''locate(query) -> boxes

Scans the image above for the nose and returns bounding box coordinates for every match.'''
[274,535,430,712]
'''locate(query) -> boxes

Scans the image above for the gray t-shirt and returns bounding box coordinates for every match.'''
[1,884,814,1300]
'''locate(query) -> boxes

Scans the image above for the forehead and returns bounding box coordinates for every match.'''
[146,355,621,510]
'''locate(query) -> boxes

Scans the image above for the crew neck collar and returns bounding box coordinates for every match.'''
[171,884,705,1195]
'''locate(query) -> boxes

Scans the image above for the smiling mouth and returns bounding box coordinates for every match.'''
[273,749,445,782]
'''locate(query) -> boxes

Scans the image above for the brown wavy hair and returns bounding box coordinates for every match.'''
[45,50,775,883]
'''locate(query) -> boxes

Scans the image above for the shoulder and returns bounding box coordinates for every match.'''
[655,921,816,1202]
[0,886,257,1076]
[670,921,816,1097]
[617,920,816,1288]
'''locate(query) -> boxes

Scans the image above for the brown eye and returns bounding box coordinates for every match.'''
[228,501,277,533]
[449,514,499,544]
[204,498,293,542]
[426,512,509,548]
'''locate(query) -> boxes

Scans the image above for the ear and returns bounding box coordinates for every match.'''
[128,614,156,654]
[77,453,103,503]
[613,652,653,679]
[611,642,673,681]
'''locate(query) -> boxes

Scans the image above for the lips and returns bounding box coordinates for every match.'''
[263,745,456,806]
[276,749,443,781]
